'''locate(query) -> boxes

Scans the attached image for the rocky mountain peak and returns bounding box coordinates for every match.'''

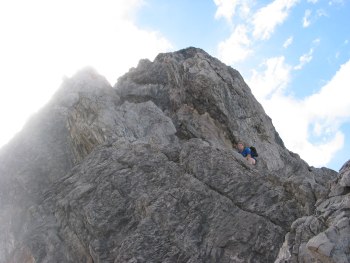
[117,47,296,174]
[0,47,348,262]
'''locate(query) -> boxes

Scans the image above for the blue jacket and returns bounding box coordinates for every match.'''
[240,147,254,158]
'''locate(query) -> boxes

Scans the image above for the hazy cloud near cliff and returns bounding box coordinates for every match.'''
[0,0,172,147]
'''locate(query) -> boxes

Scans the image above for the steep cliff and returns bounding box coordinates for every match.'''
[0,47,345,262]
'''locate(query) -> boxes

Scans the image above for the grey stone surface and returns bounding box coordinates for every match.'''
[339,160,350,187]
[275,161,350,263]
[0,47,345,262]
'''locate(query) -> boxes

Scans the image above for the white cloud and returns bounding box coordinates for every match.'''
[252,0,300,40]
[216,1,300,65]
[248,57,350,167]
[295,131,344,167]
[0,0,173,147]
[213,0,240,22]
[335,52,340,59]
[307,0,318,3]
[329,0,345,6]
[302,8,327,28]
[249,56,291,100]
[217,25,253,64]
[312,38,321,45]
[294,39,319,70]
[305,60,350,122]
[316,9,328,17]
[303,9,312,27]
[294,48,314,70]
[238,1,252,19]
[283,36,294,48]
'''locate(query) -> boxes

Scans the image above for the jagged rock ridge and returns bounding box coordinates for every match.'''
[0,47,347,262]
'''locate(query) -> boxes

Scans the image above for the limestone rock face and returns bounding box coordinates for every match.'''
[0,48,345,262]
[275,161,350,263]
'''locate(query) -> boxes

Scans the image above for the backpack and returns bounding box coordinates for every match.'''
[250,146,258,158]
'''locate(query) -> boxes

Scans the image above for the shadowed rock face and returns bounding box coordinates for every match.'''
[0,47,345,262]
[276,160,350,263]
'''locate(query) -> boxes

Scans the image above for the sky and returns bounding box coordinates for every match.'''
[0,0,349,171]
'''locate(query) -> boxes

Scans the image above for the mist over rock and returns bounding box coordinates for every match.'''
[0,47,347,262]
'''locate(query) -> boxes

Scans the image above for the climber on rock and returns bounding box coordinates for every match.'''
[237,142,256,165]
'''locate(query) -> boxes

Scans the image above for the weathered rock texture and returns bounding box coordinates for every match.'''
[275,160,350,263]
[0,47,347,262]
